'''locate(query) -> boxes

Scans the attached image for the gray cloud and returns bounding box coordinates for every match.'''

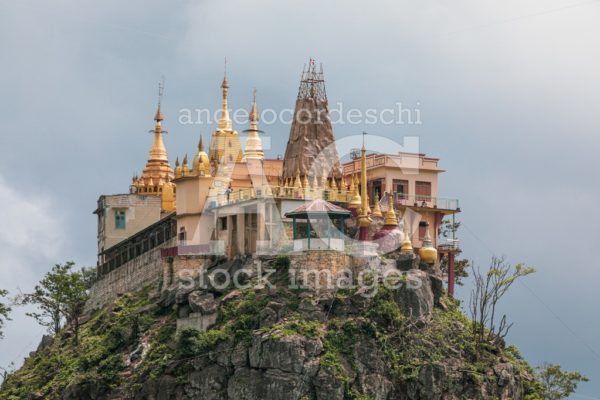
[1,0,599,395]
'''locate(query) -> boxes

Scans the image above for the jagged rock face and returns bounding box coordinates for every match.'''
[282,97,342,181]
[395,269,434,319]
[2,257,536,400]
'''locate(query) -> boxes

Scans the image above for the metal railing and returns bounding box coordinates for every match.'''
[392,194,460,211]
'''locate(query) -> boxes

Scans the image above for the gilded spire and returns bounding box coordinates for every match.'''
[383,192,398,226]
[193,135,210,176]
[294,169,302,189]
[182,154,190,176]
[358,139,371,228]
[149,102,168,162]
[217,66,232,131]
[133,80,174,198]
[302,174,309,189]
[175,156,182,178]
[372,190,383,219]
[244,88,264,160]
[400,224,413,253]
[360,138,371,216]
[348,173,361,209]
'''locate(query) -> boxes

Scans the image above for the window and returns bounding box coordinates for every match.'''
[115,210,126,229]
[370,179,383,202]
[415,181,431,202]
[393,179,408,201]
[418,221,428,240]
[220,217,228,230]
[179,227,187,241]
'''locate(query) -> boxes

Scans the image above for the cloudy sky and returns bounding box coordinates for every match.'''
[1,0,599,396]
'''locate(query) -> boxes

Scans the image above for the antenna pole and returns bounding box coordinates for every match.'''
[158,76,165,107]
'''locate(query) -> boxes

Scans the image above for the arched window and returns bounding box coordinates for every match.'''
[179,227,187,241]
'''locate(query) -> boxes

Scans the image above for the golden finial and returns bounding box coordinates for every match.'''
[198,135,204,151]
[302,174,309,189]
[312,175,319,189]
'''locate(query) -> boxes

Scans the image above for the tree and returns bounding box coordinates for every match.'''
[17,262,90,344]
[469,257,535,348]
[0,289,11,339]
[438,218,470,285]
[537,363,589,399]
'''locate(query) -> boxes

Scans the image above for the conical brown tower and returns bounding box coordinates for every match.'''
[282,61,342,182]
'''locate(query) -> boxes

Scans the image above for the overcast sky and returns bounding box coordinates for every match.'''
[1,0,599,397]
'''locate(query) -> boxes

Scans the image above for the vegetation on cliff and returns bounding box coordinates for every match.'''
[0,256,588,399]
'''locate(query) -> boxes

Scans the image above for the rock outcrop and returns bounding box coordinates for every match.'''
[0,255,541,400]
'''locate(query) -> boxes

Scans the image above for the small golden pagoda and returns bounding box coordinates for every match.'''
[243,89,264,161]
[371,197,383,219]
[131,89,176,212]
[192,136,211,177]
[208,74,243,168]
[400,225,414,254]
[418,225,438,264]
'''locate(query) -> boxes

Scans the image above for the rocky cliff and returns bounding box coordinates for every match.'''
[0,255,542,400]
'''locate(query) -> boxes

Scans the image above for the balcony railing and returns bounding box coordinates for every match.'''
[206,185,354,208]
[206,185,460,212]
[391,194,460,211]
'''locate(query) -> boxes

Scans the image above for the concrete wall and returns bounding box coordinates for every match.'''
[175,175,214,245]
[96,194,163,264]
[85,237,177,312]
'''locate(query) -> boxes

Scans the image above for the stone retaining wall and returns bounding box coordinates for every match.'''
[289,251,349,293]
[85,237,177,312]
